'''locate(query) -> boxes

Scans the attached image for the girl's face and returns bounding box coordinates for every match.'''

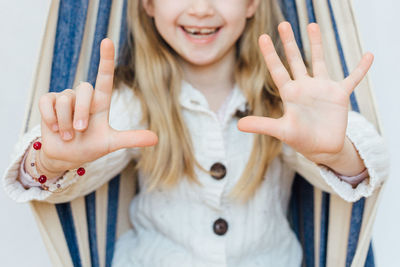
[143,0,259,66]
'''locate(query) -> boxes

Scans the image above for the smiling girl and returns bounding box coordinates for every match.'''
[3,0,388,266]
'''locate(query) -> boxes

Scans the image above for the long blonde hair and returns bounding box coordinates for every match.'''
[114,0,287,203]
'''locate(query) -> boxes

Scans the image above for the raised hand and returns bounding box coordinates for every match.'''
[38,38,158,173]
[237,22,373,164]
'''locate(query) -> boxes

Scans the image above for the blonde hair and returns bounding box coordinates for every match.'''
[115,0,287,203]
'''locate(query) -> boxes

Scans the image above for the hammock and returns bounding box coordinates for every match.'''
[23,0,385,266]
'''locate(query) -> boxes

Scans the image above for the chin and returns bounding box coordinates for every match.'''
[181,52,224,67]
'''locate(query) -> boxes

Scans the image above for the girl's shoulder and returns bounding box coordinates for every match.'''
[109,82,145,130]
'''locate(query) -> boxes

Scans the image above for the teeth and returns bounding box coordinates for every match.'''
[183,26,218,35]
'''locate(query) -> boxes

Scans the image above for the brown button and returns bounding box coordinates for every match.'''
[210,163,226,180]
[213,218,228,236]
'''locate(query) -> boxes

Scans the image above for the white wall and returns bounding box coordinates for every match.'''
[0,0,398,266]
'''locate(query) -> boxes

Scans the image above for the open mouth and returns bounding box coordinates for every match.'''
[181,26,221,38]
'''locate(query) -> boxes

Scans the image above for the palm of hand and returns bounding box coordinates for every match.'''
[238,22,373,162]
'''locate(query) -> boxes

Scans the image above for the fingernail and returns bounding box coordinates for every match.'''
[63,131,72,140]
[74,120,85,130]
[52,124,59,132]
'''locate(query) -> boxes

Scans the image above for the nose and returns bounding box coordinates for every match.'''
[187,0,215,17]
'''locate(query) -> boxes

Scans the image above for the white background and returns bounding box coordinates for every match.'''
[0,0,399,266]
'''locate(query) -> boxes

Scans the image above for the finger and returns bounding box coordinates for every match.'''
[340,52,374,94]
[93,38,115,113]
[278,21,308,79]
[259,34,291,89]
[39,93,59,132]
[73,82,94,131]
[307,23,329,78]
[55,90,76,141]
[109,129,158,152]
[237,116,285,141]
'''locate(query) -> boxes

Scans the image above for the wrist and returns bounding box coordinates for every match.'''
[309,137,366,176]
[36,149,66,178]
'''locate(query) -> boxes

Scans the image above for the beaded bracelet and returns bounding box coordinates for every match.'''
[30,139,85,193]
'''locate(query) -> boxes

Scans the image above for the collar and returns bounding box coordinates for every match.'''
[179,80,248,120]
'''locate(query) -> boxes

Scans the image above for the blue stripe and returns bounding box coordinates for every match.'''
[83,0,113,265]
[346,198,366,267]
[87,0,113,86]
[303,2,331,266]
[85,193,100,267]
[51,1,89,266]
[305,0,317,23]
[105,0,128,267]
[55,203,82,267]
[105,4,128,265]
[319,192,330,267]
[288,175,316,267]
[118,0,128,55]
[49,0,89,92]
[327,0,360,112]
[280,0,304,56]
[364,242,375,267]
[106,175,121,267]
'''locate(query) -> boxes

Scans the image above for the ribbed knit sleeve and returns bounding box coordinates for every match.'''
[282,111,390,202]
[2,85,143,203]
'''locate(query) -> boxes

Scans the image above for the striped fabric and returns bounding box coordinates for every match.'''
[23,0,385,266]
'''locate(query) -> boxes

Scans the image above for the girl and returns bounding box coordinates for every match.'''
[3,0,388,266]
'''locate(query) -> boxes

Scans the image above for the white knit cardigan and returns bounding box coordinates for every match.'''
[2,82,389,266]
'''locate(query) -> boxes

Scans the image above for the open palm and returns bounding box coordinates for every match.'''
[238,22,373,163]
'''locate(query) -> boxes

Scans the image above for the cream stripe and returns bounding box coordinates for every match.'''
[330,0,380,128]
[107,0,125,55]
[71,197,92,267]
[330,1,386,266]
[312,0,345,81]
[312,1,351,266]
[314,188,322,267]
[351,188,384,267]
[26,1,75,266]
[294,0,312,65]
[96,184,108,267]
[25,0,59,132]
[326,194,352,267]
[117,161,137,240]
[30,201,74,267]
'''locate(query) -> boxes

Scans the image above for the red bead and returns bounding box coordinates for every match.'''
[33,141,42,150]
[77,167,85,176]
[38,175,47,184]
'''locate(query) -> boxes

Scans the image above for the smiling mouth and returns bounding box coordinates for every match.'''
[181,26,221,38]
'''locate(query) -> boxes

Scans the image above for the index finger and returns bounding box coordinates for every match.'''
[93,38,115,113]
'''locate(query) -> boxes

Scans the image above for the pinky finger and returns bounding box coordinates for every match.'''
[341,52,374,94]
[39,93,59,132]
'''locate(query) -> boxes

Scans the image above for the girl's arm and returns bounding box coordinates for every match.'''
[2,39,156,203]
[280,110,389,202]
[238,22,390,201]
[3,85,144,203]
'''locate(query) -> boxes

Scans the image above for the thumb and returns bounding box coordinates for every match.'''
[237,116,284,141]
[109,129,158,152]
